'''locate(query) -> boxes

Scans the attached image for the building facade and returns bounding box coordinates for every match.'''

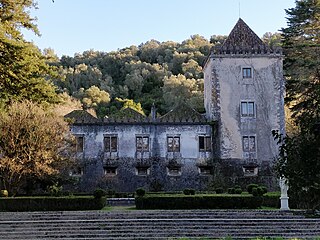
[66,19,285,192]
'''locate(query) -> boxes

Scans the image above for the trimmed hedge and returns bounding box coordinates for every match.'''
[0,196,106,212]
[135,195,262,209]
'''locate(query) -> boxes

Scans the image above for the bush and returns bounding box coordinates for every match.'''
[249,185,268,197]
[247,184,259,194]
[183,188,195,195]
[135,195,262,209]
[228,188,235,194]
[136,188,146,197]
[252,187,259,196]
[235,188,242,194]
[47,183,62,197]
[0,190,8,197]
[260,186,268,194]
[215,187,224,194]
[93,188,107,199]
[0,196,106,212]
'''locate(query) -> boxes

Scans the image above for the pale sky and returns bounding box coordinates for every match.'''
[23,0,296,57]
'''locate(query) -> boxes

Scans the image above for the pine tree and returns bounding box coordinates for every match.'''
[0,0,58,105]
[282,0,320,131]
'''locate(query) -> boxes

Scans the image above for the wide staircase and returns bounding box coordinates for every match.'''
[0,209,319,239]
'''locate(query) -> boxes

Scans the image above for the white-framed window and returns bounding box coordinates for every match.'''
[136,167,150,176]
[104,135,118,152]
[104,167,117,176]
[241,101,255,117]
[75,135,84,153]
[167,166,182,176]
[242,67,252,78]
[167,136,180,152]
[243,136,256,152]
[199,136,211,152]
[136,136,149,152]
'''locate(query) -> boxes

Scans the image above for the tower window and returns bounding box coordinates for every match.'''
[242,68,252,78]
[241,101,255,117]
[76,136,84,153]
[243,136,256,152]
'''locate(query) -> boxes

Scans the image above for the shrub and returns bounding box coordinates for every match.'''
[252,187,259,196]
[136,188,146,197]
[260,186,268,194]
[247,184,259,194]
[249,185,267,197]
[47,183,62,197]
[215,187,224,194]
[235,188,242,194]
[0,196,106,211]
[183,188,195,195]
[228,188,235,194]
[0,190,8,197]
[135,195,262,209]
[93,188,107,199]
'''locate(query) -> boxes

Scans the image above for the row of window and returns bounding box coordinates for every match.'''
[70,166,212,177]
[76,135,212,153]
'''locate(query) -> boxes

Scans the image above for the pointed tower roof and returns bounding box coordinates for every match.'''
[214,18,280,55]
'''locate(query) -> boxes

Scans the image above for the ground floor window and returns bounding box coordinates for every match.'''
[198,166,212,175]
[104,167,117,176]
[167,166,182,176]
[136,167,150,176]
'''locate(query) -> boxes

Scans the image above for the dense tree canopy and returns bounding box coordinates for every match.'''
[274,0,320,210]
[0,101,75,196]
[0,0,58,105]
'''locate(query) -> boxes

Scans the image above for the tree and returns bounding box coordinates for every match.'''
[162,74,204,112]
[0,0,58,105]
[274,0,320,210]
[115,97,145,115]
[282,0,320,131]
[0,101,75,195]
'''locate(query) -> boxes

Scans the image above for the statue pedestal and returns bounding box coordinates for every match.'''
[280,196,290,211]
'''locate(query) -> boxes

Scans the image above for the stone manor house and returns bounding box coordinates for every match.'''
[66,18,285,192]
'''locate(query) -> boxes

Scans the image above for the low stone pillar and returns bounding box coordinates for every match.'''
[279,177,290,211]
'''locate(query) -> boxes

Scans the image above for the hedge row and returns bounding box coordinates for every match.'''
[0,196,106,212]
[135,195,263,209]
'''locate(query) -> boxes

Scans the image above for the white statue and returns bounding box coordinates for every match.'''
[279,177,290,210]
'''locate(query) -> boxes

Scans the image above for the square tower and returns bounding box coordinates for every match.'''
[203,19,285,179]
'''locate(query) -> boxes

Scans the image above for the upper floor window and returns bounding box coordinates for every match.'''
[242,68,252,78]
[199,136,211,152]
[136,136,149,152]
[104,135,117,152]
[167,136,180,152]
[241,101,255,117]
[76,136,84,153]
[242,136,256,153]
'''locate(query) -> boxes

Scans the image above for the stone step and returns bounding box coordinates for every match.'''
[0,210,318,239]
[0,210,305,220]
